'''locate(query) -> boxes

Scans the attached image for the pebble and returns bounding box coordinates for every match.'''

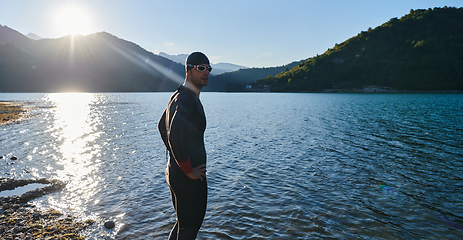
[104,220,116,229]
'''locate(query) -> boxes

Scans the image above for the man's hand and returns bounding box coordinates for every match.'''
[186,164,207,181]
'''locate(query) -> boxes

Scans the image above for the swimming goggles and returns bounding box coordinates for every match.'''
[187,64,212,72]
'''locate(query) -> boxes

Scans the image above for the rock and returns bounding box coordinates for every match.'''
[10,156,18,160]
[1,196,11,204]
[104,220,115,229]
[21,192,33,200]
[0,178,89,239]
[85,219,95,225]
[37,178,49,184]
[0,206,88,239]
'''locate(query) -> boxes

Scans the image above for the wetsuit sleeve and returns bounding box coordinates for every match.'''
[158,109,170,152]
[167,103,194,175]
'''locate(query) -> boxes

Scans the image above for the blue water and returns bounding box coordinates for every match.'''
[0,92,462,239]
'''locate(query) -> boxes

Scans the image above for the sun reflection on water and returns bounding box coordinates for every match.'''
[43,92,104,215]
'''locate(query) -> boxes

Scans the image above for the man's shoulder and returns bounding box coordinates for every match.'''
[176,86,198,101]
[170,88,197,110]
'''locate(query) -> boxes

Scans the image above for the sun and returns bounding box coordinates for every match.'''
[54,4,94,37]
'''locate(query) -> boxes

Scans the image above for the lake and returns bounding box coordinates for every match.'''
[0,92,462,239]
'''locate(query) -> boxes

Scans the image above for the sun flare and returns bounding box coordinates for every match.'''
[54,4,94,37]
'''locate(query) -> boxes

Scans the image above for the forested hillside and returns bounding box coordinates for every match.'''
[2,7,462,92]
[204,60,303,91]
[256,7,463,92]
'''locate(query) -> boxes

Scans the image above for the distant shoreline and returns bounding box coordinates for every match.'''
[243,89,463,93]
[317,89,463,93]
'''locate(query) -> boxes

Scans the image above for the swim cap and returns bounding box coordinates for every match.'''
[186,52,210,71]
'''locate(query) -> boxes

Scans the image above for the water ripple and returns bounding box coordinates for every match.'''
[1,93,462,239]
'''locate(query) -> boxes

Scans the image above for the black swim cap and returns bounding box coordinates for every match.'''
[186,52,210,71]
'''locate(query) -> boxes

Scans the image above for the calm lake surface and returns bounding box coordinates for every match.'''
[0,92,462,239]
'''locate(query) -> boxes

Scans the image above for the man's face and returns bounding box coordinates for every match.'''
[187,65,210,88]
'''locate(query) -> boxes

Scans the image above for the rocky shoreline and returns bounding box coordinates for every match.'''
[0,102,25,125]
[1,102,116,239]
[0,178,94,239]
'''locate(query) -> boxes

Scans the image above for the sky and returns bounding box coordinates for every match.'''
[1,0,462,68]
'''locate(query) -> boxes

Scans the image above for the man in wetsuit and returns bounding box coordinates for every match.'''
[158,52,211,239]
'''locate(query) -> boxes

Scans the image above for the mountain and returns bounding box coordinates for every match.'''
[4,7,462,93]
[203,60,304,92]
[257,7,463,92]
[211,62,248,75]
[0,26,184,92]
[159,52,188,64]
[26,33,43,40]
[158,52,247,75]
[0,25,35,52]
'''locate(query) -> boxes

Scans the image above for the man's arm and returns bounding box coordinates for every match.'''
[169,121,194,174]
[170,124,206,181]
[158,110,170,151]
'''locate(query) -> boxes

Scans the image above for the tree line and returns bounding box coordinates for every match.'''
[253,7,463,92]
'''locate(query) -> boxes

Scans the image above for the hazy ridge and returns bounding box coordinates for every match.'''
[1,7,462,92]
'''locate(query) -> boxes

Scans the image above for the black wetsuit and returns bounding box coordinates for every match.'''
[158,86,207,240]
